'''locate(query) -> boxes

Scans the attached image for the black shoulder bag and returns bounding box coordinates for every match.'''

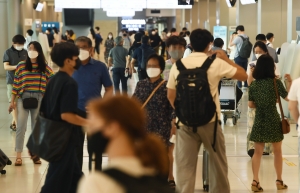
[22,73,42,109]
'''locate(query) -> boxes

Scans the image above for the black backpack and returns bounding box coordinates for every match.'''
[140,46,155,70]
[103,169,175,193]
[238,36,252,59]
[175,55,218,151]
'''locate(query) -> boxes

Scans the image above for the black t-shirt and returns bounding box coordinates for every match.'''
[47,34,54,47]
[128,42,142,57]
[40,71,78,121]
[150,35,162,48]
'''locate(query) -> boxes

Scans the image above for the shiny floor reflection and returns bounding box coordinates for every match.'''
[0,75,298,192]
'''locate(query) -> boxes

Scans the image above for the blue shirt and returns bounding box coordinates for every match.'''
[72,58,112,111]
[133,43,152,69]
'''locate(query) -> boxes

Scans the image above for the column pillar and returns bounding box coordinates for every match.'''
[236,0,240,25]
[7,0,22,45]
[287,0,293,42]
[181,9,186,30]
[0,0,8,76]
[257,0,262,34]
[216,0,220,26]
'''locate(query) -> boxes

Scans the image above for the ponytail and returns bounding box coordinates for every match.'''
[134,134,169,178]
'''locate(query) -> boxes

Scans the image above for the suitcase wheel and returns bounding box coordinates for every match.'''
[204,185,209,192]
[232,116,237,125]
[7,160,12,165]
[1,170,6,175]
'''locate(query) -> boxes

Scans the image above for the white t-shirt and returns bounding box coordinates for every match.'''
[288,78,300,126]
[53,33,61,43]
[183,47,192,58]
[164,59,173,81]
[229,45,236,60]
[247,60,281,78]
[184,36,190,45]
[167,52,237,123]
[232,34,248,58]
[87,33,96,47]
[77,157,156,193]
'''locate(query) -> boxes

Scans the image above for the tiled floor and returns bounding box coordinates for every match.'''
[0,74,298,193]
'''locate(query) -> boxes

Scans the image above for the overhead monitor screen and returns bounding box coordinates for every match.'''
[147,0,192,9]
[178,0,194,5]
[35,3,44,12]
[55,0,101,8]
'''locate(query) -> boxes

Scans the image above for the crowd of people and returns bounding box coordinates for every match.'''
[2,24,298,193]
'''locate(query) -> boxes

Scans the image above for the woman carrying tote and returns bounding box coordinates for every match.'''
[133,54,176,188]
[9,41,54,166]
[248,54,292,192]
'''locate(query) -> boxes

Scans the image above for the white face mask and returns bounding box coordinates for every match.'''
[108,35,112,39]
[255,54,262,59]
[146,68,161,78]
[152,32,156,35]
[28,51,39,59]
[15,45,24,51]
[79,49,90,61]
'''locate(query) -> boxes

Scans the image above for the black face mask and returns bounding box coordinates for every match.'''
[74,59,81,70]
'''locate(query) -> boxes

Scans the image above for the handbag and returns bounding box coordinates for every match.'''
[26,114,72,162]
[273,79,290,134]
[141,80,166,109]
[22,74,42,109]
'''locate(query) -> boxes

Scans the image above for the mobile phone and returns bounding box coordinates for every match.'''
[249,63,256,68]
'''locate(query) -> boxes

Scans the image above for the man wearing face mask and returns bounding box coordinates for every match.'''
[150,29,162,54]
[73,36,113,171]
[164,36,187,81]
[3,34,27,131]
[251,34,278,63]
[40,42,86,193]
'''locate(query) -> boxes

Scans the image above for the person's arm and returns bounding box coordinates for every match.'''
[131,58,136,73]
[3,62,17,71]
[248,101,256,108]
[215,50,248,81]
[247,65,255,85]
[229,35,237,47]
[103,86,113,98]
[289,101,299,124]
[101,64,113,98]
[61,113,87,127]
[108,49,113,67]
[167,88,176,109]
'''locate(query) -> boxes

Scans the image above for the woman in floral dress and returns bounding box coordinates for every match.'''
[133,54,176,189]
[104,32,114,65]
[248,54,291,192]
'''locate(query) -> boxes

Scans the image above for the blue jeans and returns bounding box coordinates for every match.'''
[234,56,248,88]
[15,92,42,152]
[112,67,128,93]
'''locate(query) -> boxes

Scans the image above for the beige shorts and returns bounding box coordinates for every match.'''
[7,84,13,103]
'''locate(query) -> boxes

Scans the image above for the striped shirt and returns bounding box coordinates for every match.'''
[12,62,54,97]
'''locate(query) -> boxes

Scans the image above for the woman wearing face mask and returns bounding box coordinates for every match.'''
[8,41,54,166]
[164,36,187,81]
[248,55,291,192]
[104,32,114,65]
[133,54,176,189]
[78,95,171,193]
[246,42,282,158]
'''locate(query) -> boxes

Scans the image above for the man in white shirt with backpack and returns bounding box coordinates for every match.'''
[167,29,247,193]
[230,25,252,89]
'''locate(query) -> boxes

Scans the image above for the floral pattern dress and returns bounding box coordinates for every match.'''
[104,39,115,64]
[249,78,288,143]
[133,78,175,146]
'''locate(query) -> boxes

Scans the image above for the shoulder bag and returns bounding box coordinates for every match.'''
[26,114,72,162]
[22,73,42,109]
[141,80,166,109]
[274,79,290,134]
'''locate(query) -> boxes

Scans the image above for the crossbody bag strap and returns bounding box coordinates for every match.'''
[273,79,284,120]
[38,73,42,92]
[142,80,166,109]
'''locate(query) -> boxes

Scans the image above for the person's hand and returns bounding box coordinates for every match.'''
[133,68,137,73]
[8,102,16,113]
[214,50,228,61]
[284,74,292,82]
[250,67,255,73]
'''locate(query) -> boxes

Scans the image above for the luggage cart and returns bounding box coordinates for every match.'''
[219,79,242,125]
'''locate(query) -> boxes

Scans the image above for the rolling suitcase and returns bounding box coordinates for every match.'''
[202,148,209,192]
[0,149,12,174]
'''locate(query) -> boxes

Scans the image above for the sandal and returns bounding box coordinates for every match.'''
[251,180,263,192]
[168,180,176,189]
[276,180,288,190]
[30,152,42,164]
[15,158,22,166]
[10,124,16,131]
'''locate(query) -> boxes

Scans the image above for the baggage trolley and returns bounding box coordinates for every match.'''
[219,79,242,125]
[202,148,209,192]
[0,149,12,175]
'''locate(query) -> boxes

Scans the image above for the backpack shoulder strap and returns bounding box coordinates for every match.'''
[201,54,216,71]
[176,59,187,71]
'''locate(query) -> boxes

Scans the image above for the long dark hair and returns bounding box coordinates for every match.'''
[25,41,47,73]
[88,96,169,178]
[252,55,276,80]
[90,28,96,39]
